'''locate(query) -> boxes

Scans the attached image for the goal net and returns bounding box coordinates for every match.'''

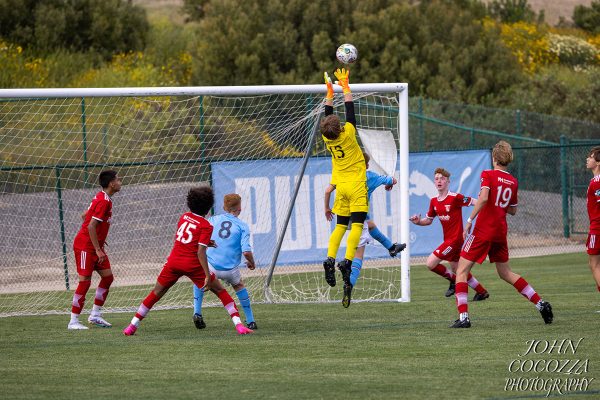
[0,84,409,317]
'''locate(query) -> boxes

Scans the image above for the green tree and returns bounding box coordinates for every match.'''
[487,0,540,24]
[573,0,600,35]
[0,0,149,58]
[188,0,522,104]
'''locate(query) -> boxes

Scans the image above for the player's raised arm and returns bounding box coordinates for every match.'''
[334,68,355,127]
[324,72,334,115]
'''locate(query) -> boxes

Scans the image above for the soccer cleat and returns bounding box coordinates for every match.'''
[193,313,206,329]
[539,300,553,324]
[323,257,336,287]
[246,321,258,330]
[67,321,89,330]
[337,259,352,286]
[342,283,353,308]
[123,324,137,336]
[235,324,253,335]
[450,318,471,328]
[88,315,112,328]
[388,242,407,257]
[472,291,489,302]
[445,282,456,297]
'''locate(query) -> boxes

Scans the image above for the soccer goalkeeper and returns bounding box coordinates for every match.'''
[321,68,368,304]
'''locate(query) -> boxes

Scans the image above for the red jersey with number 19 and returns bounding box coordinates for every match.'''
[472,169,518,241]
[166,212,213,268]
[73,191,112,252]
[588,175,600,234]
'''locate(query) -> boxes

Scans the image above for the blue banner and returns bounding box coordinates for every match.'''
[211,149,491,266]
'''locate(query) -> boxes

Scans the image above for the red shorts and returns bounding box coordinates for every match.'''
[74,248,111,277]
[460,234,509,264]
[433,239,462,262]
[587,234,600,255]
[157,262,215,289]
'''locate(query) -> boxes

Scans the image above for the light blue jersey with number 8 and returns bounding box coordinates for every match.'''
[207,213,252,271]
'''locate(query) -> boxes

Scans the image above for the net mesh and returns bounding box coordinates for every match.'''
[0,90,405,316]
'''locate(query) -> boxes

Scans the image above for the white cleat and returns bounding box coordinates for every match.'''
[67,321,89,330]
[88,315,112,328]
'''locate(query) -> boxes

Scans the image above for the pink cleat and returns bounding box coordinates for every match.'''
[235,324,253,335]
[123,324,137,336]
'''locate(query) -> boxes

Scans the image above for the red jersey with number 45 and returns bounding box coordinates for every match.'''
[473,169,518,241]
[166,212,213,268]
[426,192,473,244]
[73,191,113,252]
[588,175,600,234]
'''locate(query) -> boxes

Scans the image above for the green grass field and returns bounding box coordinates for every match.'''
[1,253,599,400]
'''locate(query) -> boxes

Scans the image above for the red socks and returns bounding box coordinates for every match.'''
[94,275,114,307]
[455,282,469,314]
[513,277,541,304]
[71,280,92,314]
[134,291,160,321]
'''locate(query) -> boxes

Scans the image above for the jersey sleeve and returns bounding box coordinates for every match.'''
[91,199,110,222]
[455,193,473,208]
[426,198,436,219]
[240,222,252,253]
[480,170,491,191]
[197,221,214,247]
[344,101,356,126]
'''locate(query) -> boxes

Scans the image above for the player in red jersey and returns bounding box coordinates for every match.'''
[123,186,253,336]
[410,168,489,300]
[585,146,600,292]
[451,141,553,328]
[68,170,122,330]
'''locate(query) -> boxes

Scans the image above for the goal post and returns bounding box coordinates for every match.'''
[0,83,409,317]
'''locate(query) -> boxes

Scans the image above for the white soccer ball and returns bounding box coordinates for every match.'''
[336,43,358,65]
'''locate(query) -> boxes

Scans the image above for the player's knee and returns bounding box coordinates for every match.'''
[100,274,114,285]
[350,212,367,224]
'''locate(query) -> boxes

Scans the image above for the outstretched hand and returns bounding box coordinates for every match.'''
[334,68,351,94]
[409,214,421,225]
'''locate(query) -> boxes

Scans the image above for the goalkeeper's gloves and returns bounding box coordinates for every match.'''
[334,68,351,94]
[324,72,334,100]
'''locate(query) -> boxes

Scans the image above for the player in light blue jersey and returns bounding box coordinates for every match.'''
[192,194,257,330]
[324,153,406,307]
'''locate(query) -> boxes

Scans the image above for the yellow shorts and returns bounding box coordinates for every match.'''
[332,181,369,216]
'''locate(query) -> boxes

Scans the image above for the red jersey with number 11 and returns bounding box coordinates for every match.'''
[472,169,518,241]
[166,212,213,268]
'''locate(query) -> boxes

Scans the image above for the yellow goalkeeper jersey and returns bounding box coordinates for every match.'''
[322,122,366,184]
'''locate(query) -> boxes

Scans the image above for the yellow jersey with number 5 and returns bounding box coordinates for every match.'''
[322,122,366,184]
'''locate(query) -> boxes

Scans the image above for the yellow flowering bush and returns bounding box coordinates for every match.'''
[0,40,48,88]
[499,22,558,73]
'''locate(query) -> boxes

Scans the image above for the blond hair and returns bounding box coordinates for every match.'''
[434,167,450,178]
[223,193,241,212]
[492,140,513,166]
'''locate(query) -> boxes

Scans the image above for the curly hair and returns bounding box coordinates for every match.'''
[320,115,342,140]
[492,140,513,166]
[187,186,214,216]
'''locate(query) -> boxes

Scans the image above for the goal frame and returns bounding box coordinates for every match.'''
[0,83,411,303]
